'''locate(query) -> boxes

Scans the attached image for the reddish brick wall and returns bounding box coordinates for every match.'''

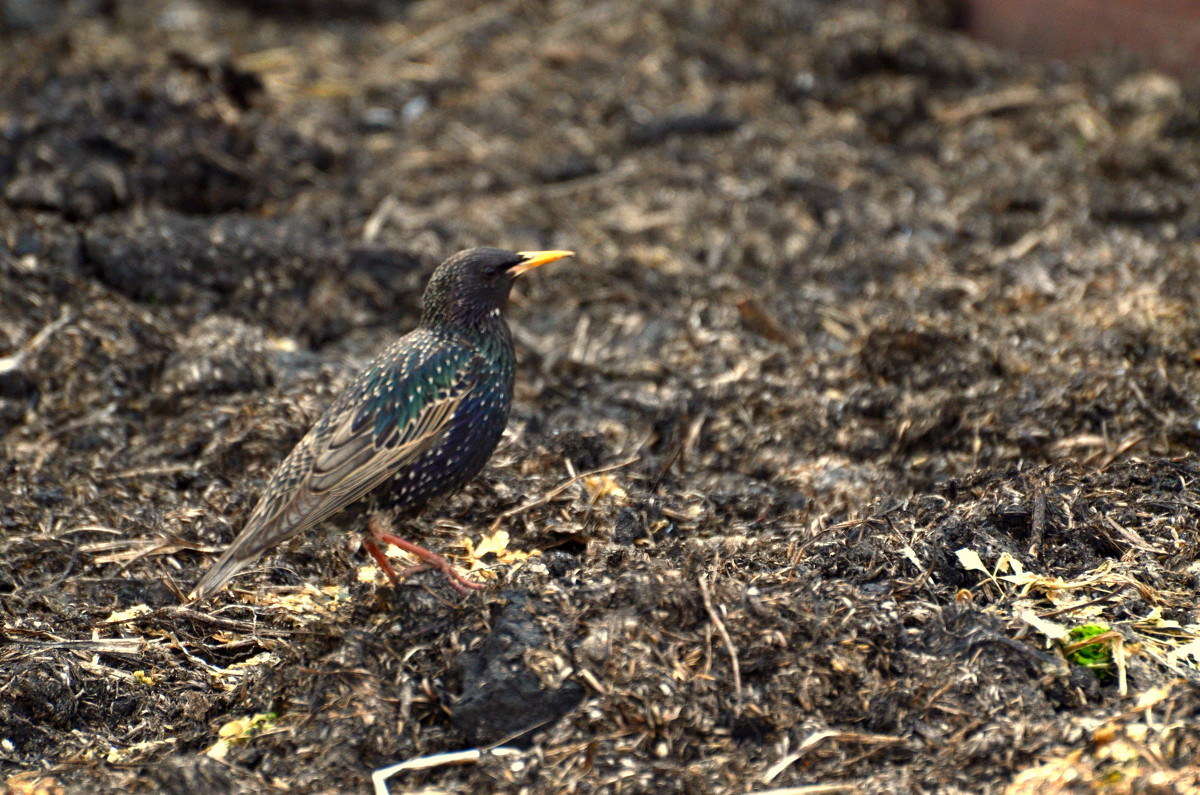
[964,0,1200,75]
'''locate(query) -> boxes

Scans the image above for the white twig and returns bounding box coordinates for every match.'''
[372,747,522,795]
[0,308,72,374]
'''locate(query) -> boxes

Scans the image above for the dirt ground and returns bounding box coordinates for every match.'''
[2,0,1200,792]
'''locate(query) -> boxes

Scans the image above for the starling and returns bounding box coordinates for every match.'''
[189,248,574,600]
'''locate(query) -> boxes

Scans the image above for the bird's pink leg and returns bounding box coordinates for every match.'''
[364,515,485,594]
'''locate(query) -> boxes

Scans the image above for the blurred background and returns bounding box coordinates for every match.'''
[2,1,1199,793]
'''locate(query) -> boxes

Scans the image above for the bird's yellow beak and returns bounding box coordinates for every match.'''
[509,250,574,276]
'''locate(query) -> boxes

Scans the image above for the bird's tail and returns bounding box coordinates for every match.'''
[188,511,288,600]
[187,540,263,601]
[187,492,321,600]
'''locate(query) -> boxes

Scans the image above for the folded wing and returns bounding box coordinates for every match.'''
[189,339,479,599]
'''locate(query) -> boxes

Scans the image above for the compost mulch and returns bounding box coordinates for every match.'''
[2,1,1200,792]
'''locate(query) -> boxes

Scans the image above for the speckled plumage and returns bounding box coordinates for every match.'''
[190,247,573,599]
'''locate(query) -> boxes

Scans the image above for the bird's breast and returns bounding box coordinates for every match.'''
[377,356,514,511]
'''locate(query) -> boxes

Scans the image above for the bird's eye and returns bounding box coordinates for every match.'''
[485,261,513,277]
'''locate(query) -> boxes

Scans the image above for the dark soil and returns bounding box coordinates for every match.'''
[2,1,1200,793]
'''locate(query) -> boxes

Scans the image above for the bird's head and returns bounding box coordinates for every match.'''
[420,247,574,328]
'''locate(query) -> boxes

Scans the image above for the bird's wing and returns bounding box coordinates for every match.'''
[190,339,480,599]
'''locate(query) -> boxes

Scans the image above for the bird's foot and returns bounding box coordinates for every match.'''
[364,517,485,595]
